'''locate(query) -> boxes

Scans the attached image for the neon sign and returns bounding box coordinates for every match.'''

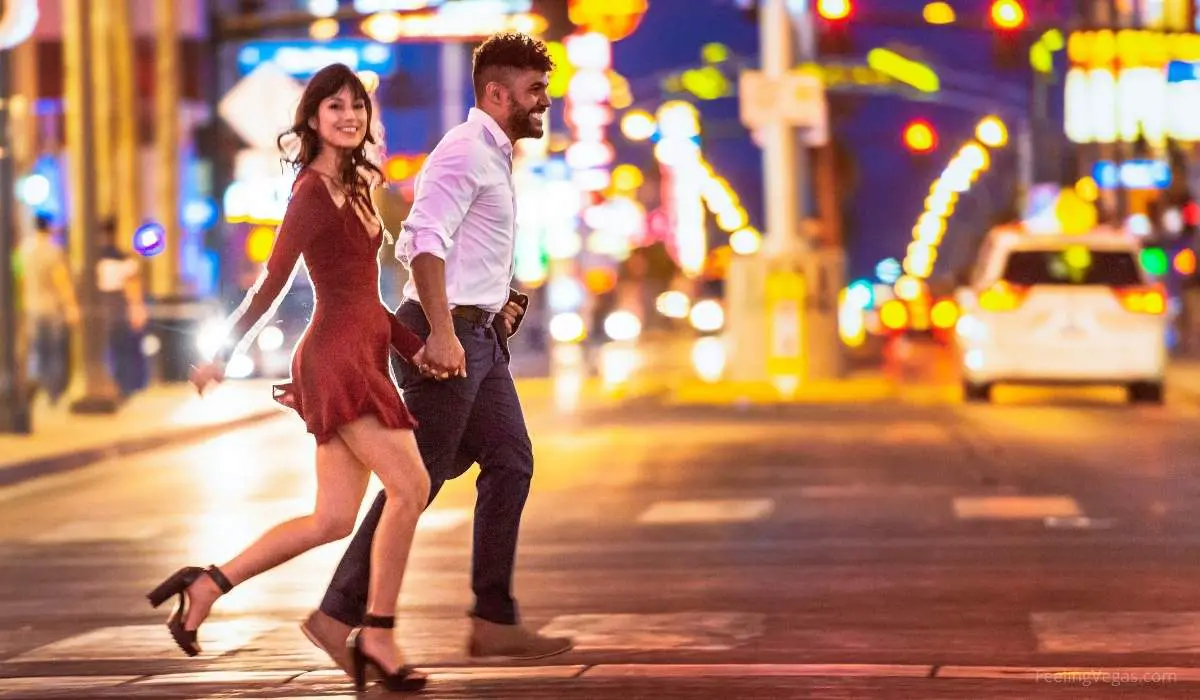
[238,40,397,78]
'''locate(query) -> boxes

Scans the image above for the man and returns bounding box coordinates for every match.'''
[302,32,573,667]
[19,216,79,405]
[95,219,149,397]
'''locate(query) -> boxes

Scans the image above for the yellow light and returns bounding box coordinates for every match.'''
[245,226,276,264]
[309,18,339,41]
[990,0,1026,31]
[716,207,748,232]
[894,275,924,301]
[1063,245,1091,270]
[546,42,572,98]
[681,66,729,101]
[620,109,656,141]
[549,312,587,343]
[656,291,691,319]
[701,42,730,64]
[976,116,1009,147]
[730,227,762,255]
[879,299,909,331]
[361,11,404,43]
[818,0,852,21]
[655,100,700,137]
[1074,176,1099,202]
[923,1,956,25]
[608,71,633,109]
[611,163,644,192]
[867,48,940,93]
[1175,249,1197,276]
[689,299,725,333]
[1030,43,1053,73]
[930,299,959,329]
[1041,29,1065,52]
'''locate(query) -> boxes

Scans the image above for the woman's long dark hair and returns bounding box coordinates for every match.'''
[278,63,385,201]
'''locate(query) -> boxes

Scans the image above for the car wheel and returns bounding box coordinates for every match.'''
[963,380,992,403]
[1127,381,1164,404]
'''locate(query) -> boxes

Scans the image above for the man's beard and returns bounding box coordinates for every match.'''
[506,105,543,140]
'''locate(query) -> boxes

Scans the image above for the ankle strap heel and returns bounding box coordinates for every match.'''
[205,565,234,594]
[361,614,395,629]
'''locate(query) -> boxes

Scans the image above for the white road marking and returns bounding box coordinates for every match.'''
[637,498,775,525]
[539,612,765,651]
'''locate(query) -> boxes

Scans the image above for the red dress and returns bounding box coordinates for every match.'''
[223,169,423,443]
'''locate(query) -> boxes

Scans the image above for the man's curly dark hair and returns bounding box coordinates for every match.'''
[471,32,555,101]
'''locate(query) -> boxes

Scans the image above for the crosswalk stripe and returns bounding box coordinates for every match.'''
[637,499,774,525]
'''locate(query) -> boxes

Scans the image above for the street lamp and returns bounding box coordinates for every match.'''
[976,116,1009,148]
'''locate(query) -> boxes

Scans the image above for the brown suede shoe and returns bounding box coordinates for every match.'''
[300,610,353,675]
[467,617,574,660]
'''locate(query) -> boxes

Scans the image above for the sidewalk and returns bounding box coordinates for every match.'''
[0,380,283,486]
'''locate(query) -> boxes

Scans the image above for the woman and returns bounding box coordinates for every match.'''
[147,64,429,693]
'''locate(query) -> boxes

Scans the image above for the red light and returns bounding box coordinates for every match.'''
[990,0,1026,30]
[903,120,937,154]
[818,0,853,21]
[1184,202,1200,227]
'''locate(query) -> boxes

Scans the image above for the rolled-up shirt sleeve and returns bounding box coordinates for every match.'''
[397,137,481,264]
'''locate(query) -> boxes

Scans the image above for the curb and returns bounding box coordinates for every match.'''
[0,409,283,489]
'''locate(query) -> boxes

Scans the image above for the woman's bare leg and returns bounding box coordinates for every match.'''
[337,415,430,672]
[183,436,370,631]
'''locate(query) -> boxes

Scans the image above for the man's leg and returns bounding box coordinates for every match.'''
[465,330,572,658]
[317,311,494,626]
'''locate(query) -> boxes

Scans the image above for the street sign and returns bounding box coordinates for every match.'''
[739,69,828,144]
[765,268,806,379]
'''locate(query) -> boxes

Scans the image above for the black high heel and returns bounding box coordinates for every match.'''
[347,614,427,692]
[146,565,234,657]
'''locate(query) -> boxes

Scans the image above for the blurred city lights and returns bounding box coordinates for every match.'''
[689,299,725,333]
[361,11,404,42]
[879,299,909,331]
[930,299,959,329]
[309,18,340,41]
[245,225,276,264]
[133,222,167,257]
[903,119,937,153]
[875,257,902,284]
[307,0,338,17]
[691,337,726,383]
[730,227,762,255]
[611,163,644,191]
[17,174,49,206]
[196,319,228,359]
[817,0,853,21]
[847,279,874,309]
[1074,176,1099,202]
[357,70,380,93]
[923,1,956,24]
[975,116,1009,147]
[1140,246,1168,276]
[990,0,1027,30]
[256,326,285,352]
[225,354,256,380]
[894,275,924,301]
[1175,248,1197,276]
[604,310,642,341]
[656,290,691,319]
[549,312,587,343]
[620,109,656,141]
[838,289,868,348]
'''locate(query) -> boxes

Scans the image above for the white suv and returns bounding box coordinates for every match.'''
[954,227,1167,403]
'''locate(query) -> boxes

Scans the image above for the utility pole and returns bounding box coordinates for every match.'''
[151,0,181,299]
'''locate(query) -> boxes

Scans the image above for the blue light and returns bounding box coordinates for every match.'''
[237,39,398,78]
[1167,60,1198,84]
[183,198,218,230]
[875,257,902,285]
[133,222,167,257]
[847,279,874,309]
[1092,160,1171,190]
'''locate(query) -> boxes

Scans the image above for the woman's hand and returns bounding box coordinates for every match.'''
[189,362,226,396]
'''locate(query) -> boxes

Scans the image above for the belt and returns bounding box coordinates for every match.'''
[451,305,496,327]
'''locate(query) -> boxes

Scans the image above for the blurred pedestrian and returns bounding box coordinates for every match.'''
[301,32,573,672]
[95,218,149,397]
[148,64,430,693]
[18,215,78,405]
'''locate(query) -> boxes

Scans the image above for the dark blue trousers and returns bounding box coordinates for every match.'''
[319,301,534,625]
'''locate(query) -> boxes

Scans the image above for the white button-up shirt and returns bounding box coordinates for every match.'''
[396,108,516,314]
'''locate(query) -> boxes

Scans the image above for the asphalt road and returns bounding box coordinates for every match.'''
[1,346,1199,698]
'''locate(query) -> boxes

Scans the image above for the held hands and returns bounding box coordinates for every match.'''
[415,329,466,380]
[189,362,226,396]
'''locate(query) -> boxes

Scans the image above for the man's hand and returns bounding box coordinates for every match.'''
[496,299,526,337]
[189,362,226,396]
[421,328,467,378]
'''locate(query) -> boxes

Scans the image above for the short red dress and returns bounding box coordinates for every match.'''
[222,168,423,443]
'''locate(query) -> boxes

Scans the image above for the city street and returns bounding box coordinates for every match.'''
[1,343,1199,698]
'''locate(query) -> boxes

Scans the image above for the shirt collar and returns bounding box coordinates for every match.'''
[468,107,513,158]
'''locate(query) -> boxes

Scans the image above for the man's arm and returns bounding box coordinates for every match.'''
[51,256,80,326]
[410,254,454,336]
